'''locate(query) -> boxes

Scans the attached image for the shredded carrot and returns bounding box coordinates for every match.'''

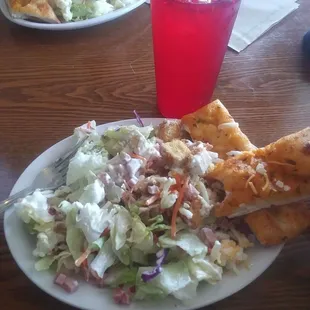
[101,227,110,237]
[130,153,147,161]
[245,174,255,188]
[81,260,90,282]
[75,248,91,267]
[169,184,179,192]
[262,173,270,192]
[82,258,88,268]
[171,176,190,238]
[248,182,258,195]
[145,193,160,206]
[169,172,183,192]
[171,172,183,185]
[267,161,295,167]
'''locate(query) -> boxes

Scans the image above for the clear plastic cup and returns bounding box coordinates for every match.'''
[151,0,241,118]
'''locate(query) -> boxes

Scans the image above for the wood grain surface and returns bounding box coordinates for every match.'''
[1,0,310,309]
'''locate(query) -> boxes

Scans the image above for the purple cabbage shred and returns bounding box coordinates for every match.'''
[133,110,144,127]
[141,249,168,283]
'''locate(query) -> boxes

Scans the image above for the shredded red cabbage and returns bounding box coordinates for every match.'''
[141,266,162,282]
[141,249,168,282]
[133,110,144,127]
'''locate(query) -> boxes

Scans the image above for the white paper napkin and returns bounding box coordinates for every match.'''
[229,0,300,52]
[146,0,300,53]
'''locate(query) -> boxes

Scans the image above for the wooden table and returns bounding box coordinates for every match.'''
[1,1,310,309]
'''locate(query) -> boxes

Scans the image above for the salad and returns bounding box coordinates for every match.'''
[7,0,140,24]
[54,0,139,22]
[14,117,254,304]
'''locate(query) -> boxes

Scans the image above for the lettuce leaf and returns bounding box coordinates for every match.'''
[110,207,132,251]
[103,265,138,287]
[129,216,156,254]
[159,232,208,257]
[114,243,131,266]
[102,125,154,156]
[35,256,56,271]
[35,251,72,271]
[131,248,148,265]
[187,256,223,284]
[66,209,85,260]
[90,238,117,278]
[76,202,117,243]
[135,260,193,301]
[15,190,53,224]
[172,280,198,301]
[148,215,171,232]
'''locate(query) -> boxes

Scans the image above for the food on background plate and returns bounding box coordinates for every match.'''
[181,99,256,159]
[6,0,139,23]
[8,0,60,23]
[14,118,252,304]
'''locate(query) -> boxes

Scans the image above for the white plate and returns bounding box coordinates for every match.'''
[4,118,283,310]
[0,0,145,30]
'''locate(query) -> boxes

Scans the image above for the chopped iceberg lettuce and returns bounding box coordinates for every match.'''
[129,216,153,251]
[110,0,125,9]
[90,238,117,279]
[33,229,64,257]
[79,179,105,205]
[15,190,54,224]
[104,125,153,141]
[135,261,193,301]
[33,221,54,233]
[187,256,223,284]
[35,255,56,271]
[105,182,124,203]
[34,251,71,271]
[109,207,132,265]
[102,125,158,158]
[59,201,81,214]
[159,232,208,257]
[172,280,198,301]
[103,265,138,287]
[110,207,132,251]
[67,126,108,185]
[148,215,170,232]
[66,208,85,260]
[76,202,117,243]
[114,243,131,266]
[131,248,148,265]
[71,0,114,21]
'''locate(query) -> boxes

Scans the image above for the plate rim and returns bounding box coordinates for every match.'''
[4,118,284,310]
[0,0,146,30]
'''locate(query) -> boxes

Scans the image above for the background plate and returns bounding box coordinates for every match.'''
[0,0,145,30]
[4,118,283,310]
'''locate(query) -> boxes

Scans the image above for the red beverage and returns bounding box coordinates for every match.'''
[151,0,241,118]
